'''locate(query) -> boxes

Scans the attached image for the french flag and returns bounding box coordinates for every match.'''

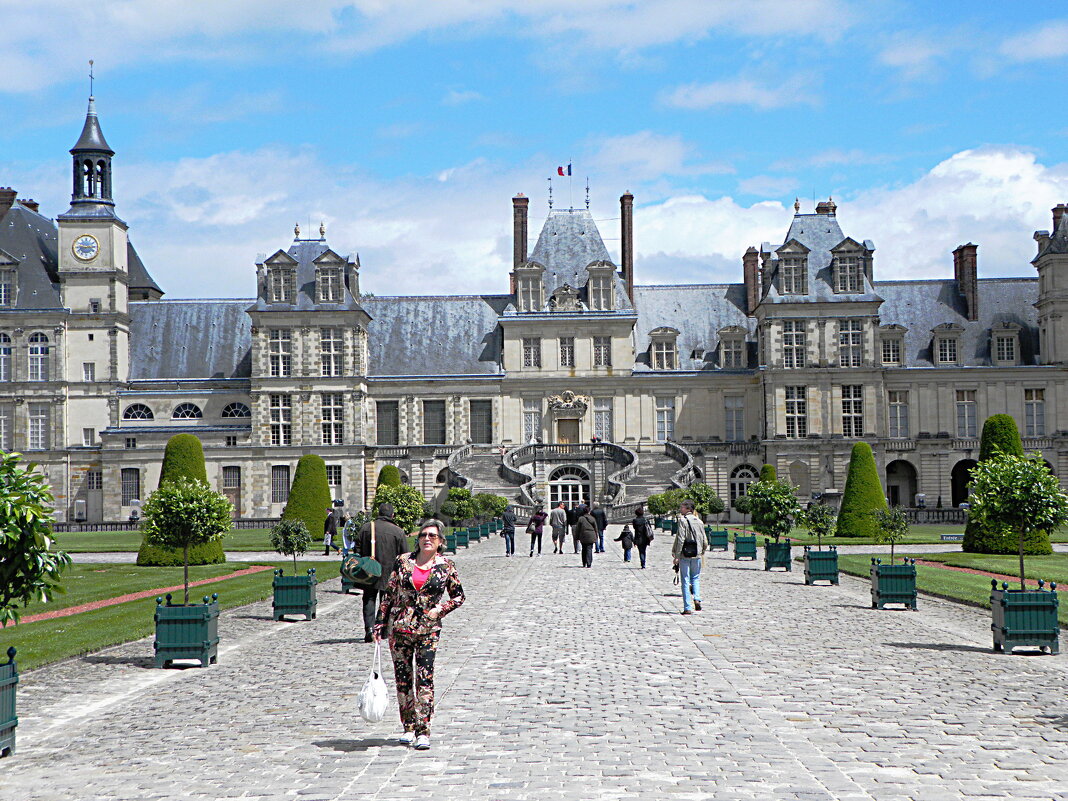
[557,164,571,176]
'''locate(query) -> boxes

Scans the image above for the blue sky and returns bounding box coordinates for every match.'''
[3,1,1068,298]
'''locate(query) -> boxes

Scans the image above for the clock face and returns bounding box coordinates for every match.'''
[73,234,99,261]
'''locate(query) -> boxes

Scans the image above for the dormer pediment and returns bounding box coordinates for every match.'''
[650,326,680,338]
[880,324,908,334]
[263,250,298,267]
[932,322,964,335]
[313,249,345,266]
[831,237,866,253]
[776,239,810,256]
[585,259,616,273]
[0,248,19,267]
[516,259,546,273]
[718,324,747,337]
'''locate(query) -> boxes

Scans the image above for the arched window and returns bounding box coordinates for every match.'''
[123,403,154,420]
[172,403,203,420]
[221,402,251,419]
[82,160,95,197]
[28,332,49,381]
[96,160,109,198]
[0,333,10,382]
[730,464,758,505]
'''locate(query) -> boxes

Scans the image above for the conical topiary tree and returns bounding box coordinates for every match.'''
[282,455,332,537]
[759,463,777,482]
[377,464,402,488]
[157,434,208,488]
[837,442,887,538]
[963,414,1052,554]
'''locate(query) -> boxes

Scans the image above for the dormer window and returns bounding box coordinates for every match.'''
[932,323,964,366]
[514,262,545,312]
[650,327,679,370]
[718,325,747,368]
[317,267,341,303]
[0,270,14,306]
[991,322,1021,366]
[586,261,616,311]
[834,255,862,293]
[781,256,807,294]
[879,325,907,367]
[269,267,295,303]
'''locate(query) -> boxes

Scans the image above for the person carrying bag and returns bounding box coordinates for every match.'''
[357,641,389,722]
[355,504,407,643]
[671,500,707,615]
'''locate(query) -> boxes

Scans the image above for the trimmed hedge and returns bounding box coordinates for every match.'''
[282,455,332,536]
[964,414,1052,554]
[837,442,886,538]
[158,434,208,488]
[759,464,777,482]
[136,539,226,567]
[377,465,402,487]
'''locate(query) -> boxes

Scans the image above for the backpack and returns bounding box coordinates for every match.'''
[680,519,698,558]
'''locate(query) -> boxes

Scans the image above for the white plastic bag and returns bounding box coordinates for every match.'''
[357,641,390,723]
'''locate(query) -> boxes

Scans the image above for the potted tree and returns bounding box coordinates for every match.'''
[968,452,1068,654]
[0,451,70,757]
[869,507,917,609]
[269,519,317,621]
[801,502,838,585]
[141,478,233,668]
[732,496,757,561]
[746,478,800,572]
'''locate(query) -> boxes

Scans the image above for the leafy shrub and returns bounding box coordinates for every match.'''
[800,502,836,549]
[157,433,207,488]
[372,484,426,533]
[645,493,670,515]
[746,479,800,542]
[871,507,909,561]
[474,493,508,520]
[282,455,332,536]
[270,518,312,572]
[377,465,403,487]
[444,487,475,523]
[836,442,886,539]
[136,540,226,567]
[759,464,777,482]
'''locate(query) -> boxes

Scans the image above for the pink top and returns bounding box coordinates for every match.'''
[411,561,432,591]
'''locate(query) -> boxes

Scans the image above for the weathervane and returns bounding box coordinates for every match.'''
[585,177,590,209]
[89,59,94,97]
[547,177,553,209]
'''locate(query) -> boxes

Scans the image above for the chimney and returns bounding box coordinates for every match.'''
[1053,204,1067,233]
[0,187,15,216]
[815,197,837,216]
[620,191,634,300]
[743,247,760,314]
[512,193,528,295]
[17,198,39,212]
[952,243,979,322]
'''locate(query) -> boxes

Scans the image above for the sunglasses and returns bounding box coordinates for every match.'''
[418,531,441,540]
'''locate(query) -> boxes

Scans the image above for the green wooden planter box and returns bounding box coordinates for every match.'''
[154,593,220,668]
[990,579,1060,655]
[706,528,729,551]
[0,648,17,758]
[455,528,470,548]
[493,519,503,532]
[870,558,918,610]
[467,526,479,543]
[763,539,792,571]
[653,516,663,530]
[734,534,757,560]
[803,546,839,585]
[272,569,318,621]
[480,523,490,538]
[444,533,457,554]
[664,519,678,534]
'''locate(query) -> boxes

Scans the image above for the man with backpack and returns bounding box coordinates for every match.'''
[672,499,707,615]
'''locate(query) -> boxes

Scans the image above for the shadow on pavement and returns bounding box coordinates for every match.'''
[82,654,156,669]
[1037,714,1068,731]
[884,641,992,654]
[314,738,397,752]
[232,614,275,621]
[312,638,365,646]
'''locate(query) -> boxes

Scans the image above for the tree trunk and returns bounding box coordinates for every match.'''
[292,552,298,573]
[183,542,190,605]
[1019,530,1026,591]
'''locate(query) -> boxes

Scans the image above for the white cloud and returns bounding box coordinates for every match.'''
[999,20,1068,62]
[587,132,732,181]
[442,89,484,106]
[661,77,817,111]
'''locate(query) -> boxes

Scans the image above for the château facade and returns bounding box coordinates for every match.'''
[3,98,1068,523]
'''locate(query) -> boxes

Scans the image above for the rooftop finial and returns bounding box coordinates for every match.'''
[294,222,300,238]
[794,197,800,213]
[319,221,326,239]
[547,176,553,209]
[89,59,94,99]
[585,177,590,210]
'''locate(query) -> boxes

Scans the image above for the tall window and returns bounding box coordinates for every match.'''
[518,277,542,312]
[321,393,344,445]
[835,255,862,292]
[1025,388,1045,437]
[781,257,807,294]
[730,464,757,504]
[376,401,399,446]
[559,337,575,368]
[469,400,493,444]
[652,340,677,370]
[326,465,342,498]
[82,362,96,382]
[842,385,863,438]
[996,336,1016,363]
[783,320,806,368]
[785,386,807,438]
[0,271,13,306]
[82,428,95,447]
[0,405,12,451]
[222,466,241,490]
[721,339,745,368]
[593,336,612,368]
[270,394,292,445]
[422,399,446,445]
[87,471,102,491]
[28,332,49,381]
[588,275,612,310]
[523,398,541,443]
[269,268,295,303]
[28,403,49,449]
[956,390,977,437]
[937,337,958,365]
[725,396,744,441]
[522,337,541,368]
[317,268,341,302]
[121,468,141,506]
[0,333,10,381]
[839,320,863,367]
[320,328,343,377]
[271,465,290,504]
[655,397,675,442]
[594,397,613,442]
[888,390,909,438]
[882,338,901,366]
[269,329,292,377]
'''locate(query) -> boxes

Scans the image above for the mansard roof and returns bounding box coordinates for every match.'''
[129,300,252,379]
[250,237,364,312]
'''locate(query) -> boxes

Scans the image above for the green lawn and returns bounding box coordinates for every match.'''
[54,528,278,552]
[0,559,333,672]
[836,553,1068,627]
[715,523,1068,546]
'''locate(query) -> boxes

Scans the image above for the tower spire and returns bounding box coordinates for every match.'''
[61,90,117,219]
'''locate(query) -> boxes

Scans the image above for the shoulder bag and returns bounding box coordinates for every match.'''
[341,521,383,587]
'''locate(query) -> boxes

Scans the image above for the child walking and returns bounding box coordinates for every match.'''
[614,525,635,563]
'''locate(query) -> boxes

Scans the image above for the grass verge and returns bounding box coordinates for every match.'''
[0,560,332,672]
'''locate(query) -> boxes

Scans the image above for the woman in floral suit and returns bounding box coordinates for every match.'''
[374,519,465,751]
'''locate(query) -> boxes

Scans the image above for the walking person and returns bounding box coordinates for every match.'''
[591,502,608,553]
[576,505,599,568]
[549,501,567,554]
[374,519,465,751]
[501,505,517,557]
[614,524,634,563]
[568,503,583,554]
[632,507,653,569]
[527,506,548,556]
[672,500,708,615]
[356,503,407,642]
[323,507,340,555]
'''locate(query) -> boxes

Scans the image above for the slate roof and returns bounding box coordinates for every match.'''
[1036,209,1068,258]
[0,203,63,309]
[126,240,163,296]
[71,97,113,154]
[129,300,252,379]
[361,295,508,376]
[249,238,364,312]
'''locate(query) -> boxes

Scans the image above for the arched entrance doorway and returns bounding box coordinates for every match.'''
[885,460,918,508]
[951,459,977,508]
[548,466,591,508]
[730,464,758,505]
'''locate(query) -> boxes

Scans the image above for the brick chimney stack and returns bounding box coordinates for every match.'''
[17,198,39,212]
[743,247,760,314]
[815,198,837,216]
[620,191,634,300]
[1053,204,1067,233]
[0,188,15,216]
[952,243,979,322]
[511,193,529,294]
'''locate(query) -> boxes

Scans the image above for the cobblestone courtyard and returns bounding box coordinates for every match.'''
[3,531,1068,801]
